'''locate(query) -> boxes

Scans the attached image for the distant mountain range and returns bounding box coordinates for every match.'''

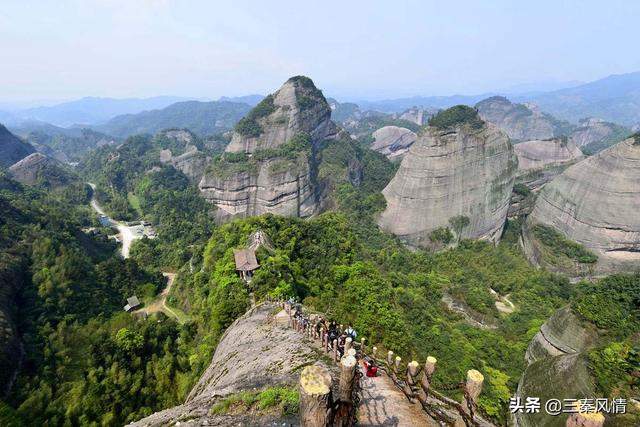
[3,96,201,127]
[91,100,252,138]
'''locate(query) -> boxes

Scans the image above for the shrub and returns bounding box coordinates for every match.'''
[429,105,483,130]
[430,227,453,244]
[234,95,276,137]
[513,183,532,197]
[532,224,598,263]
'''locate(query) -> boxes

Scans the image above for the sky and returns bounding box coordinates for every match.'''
[2,0,640,105]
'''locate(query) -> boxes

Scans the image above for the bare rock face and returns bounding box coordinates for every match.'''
[476,96,570,142]
[378,106,518,248]
[8,153,72,188]
[199,76,343,222]
[399,107,438,126]
[129,303,332,426]
[0,124,35,168]
[569,117,630,154]
[526,135,640,274]
[370,125,417,160]
[514,137,584,175]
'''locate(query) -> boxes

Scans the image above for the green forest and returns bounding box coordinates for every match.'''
[1,127,638,426]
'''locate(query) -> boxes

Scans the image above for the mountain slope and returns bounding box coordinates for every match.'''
[0,125,35,168]
[93,100,251,138]
[526,71,640,126]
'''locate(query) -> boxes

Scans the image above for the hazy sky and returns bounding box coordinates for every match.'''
[2,0,640,104]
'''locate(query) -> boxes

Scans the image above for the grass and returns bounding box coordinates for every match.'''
[127,192,143,216]
[209,386,299,416]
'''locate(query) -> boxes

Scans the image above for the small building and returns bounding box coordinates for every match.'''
[233,248,260,282]
[124,295,141,312]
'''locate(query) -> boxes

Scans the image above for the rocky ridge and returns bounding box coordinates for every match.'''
[129,302,333,426]
[198,76,347,223]
[525,135,640,275]
[8,152,74,188]
[513,137,583,175]
[378,106,518,248]
[0,124,35,168]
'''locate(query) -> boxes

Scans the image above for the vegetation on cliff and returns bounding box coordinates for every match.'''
[428,105,484,130]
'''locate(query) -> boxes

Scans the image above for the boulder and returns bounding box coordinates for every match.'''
[378,106,518,248]
[525,135,640,274]
[370,125,417,160]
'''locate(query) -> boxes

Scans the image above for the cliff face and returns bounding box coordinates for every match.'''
[370,125,417,160]
[514,137,583,175]
[0,125,35,168]
[569,117,631,154]
[525,136,640,274]
[158,130,209,182]
[129,303,333,426]
[378,106,518,248]
[475,96,569,142]
[199,76,345,223]
[399,107,438,126]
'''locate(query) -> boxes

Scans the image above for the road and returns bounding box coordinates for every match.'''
[88,182,138,259]
[134,273,181,321]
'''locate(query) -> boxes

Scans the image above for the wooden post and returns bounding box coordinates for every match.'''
[333,340,339,362]
[462,369,484,416]
[387,351,394,368]
[339,354,357,402]
[407,360,419,386]
[360,337,366,353]
[372,346,377,358]
[344,337,352,354]
[299,365,332,427]
[394,356,402,374]
[421,356,437,396]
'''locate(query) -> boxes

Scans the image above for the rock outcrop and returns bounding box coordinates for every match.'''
[569,117,630,154]
[199,76,345,223]
[157,130,209,182]
[399,107,438,126]
[525,135,640,274]
[378,106,518,248]
[370,125,417,160]
[129,303,333,426]
[476,96,571,142]
[0,124,35,168]
[8,153,73,188]
[514,137,583,175]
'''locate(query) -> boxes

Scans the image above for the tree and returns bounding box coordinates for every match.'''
[449,215,470,243]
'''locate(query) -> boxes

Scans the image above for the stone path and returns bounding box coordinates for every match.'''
[357,362,439,427]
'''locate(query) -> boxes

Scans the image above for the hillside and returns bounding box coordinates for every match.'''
[93,100,251,138]
[0,125,35,168]
[526,71,640,126]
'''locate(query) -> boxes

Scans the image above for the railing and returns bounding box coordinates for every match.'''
[275,299,605,427]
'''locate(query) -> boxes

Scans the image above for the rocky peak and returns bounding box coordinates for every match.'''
[525,136,640,275]
[513,136,584,175]
[378,106,517,248]
[226,76,338,154]
[370,125,417,160]
[8,152,73,188]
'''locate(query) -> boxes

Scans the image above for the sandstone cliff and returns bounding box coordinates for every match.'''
[370,125,417,160]
[399,107,438,126]
[378,106,518,248]
[514,137,583,175]
[476,96,571,142]
[0,124,35,168]
[569,117,630,154]
[199,76,353,223]
[525,135,640,275]
[129,303,334,426]
[157,129,209,182]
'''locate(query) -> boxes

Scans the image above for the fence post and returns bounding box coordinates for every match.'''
[394,356,402,374]
[372,346,377,359]
[421,356,437,397]
[344,337,352,354]
[407,361,419,386]
[360,337,366,354]
[339,354,357,402]
[462,369,484,418]
[299,365,332,427]
[333,340,339,362]
[387,351,394,369]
